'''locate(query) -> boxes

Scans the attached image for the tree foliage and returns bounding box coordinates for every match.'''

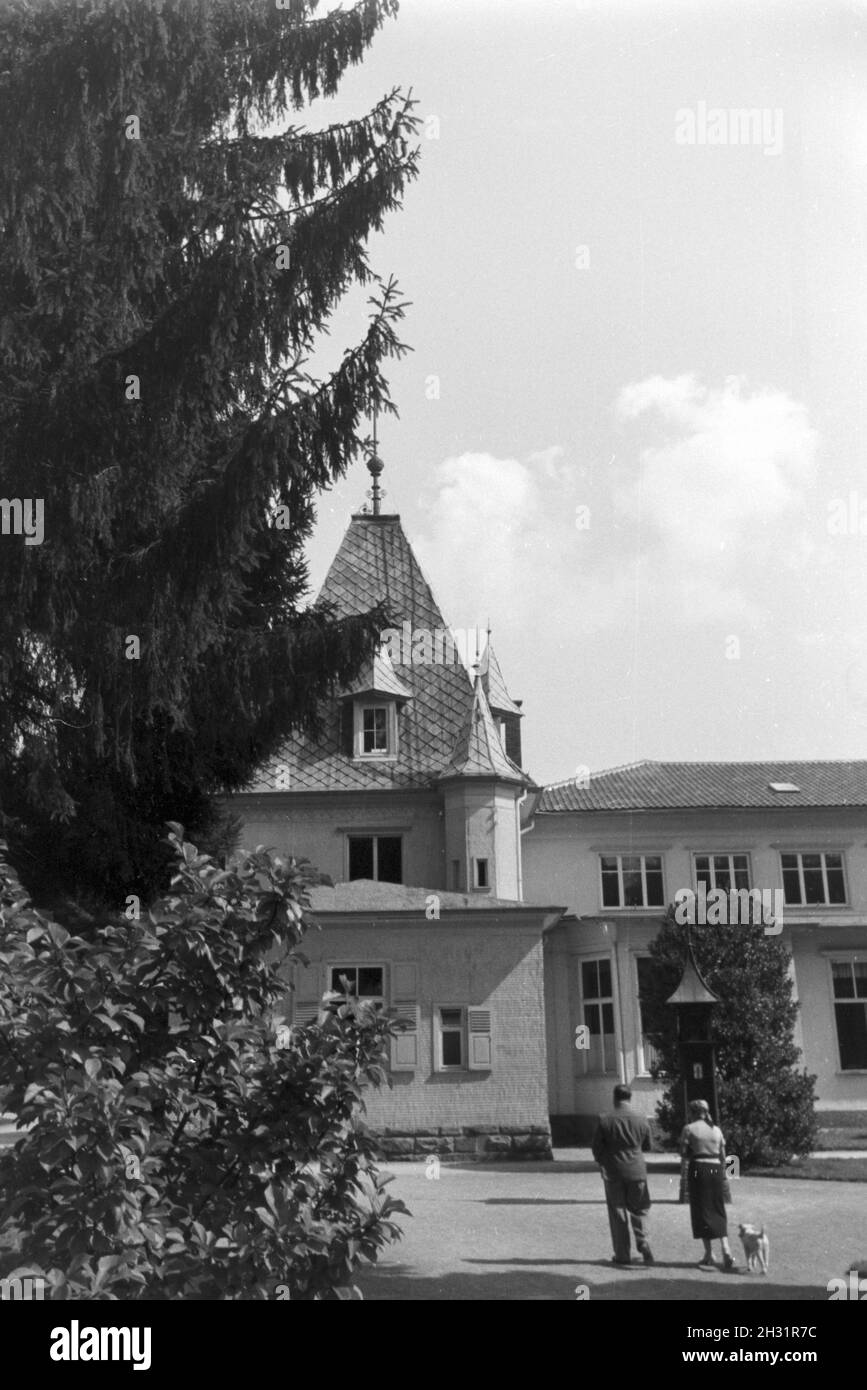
[0,825,408,1300]
[640,906,818,1167]
[0,0,418,907]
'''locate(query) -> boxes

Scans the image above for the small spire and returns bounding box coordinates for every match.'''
[367,405,384,516]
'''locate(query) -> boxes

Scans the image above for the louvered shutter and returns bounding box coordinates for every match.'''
[293,961,323,1025]
[467,1006,493,1070]
[390,961,419,1071]
[390,1003,420,1070]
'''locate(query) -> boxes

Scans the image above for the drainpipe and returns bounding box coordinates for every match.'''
[516,787,539,901]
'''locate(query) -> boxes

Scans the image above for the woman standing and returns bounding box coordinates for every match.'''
[679,1098,735,1271]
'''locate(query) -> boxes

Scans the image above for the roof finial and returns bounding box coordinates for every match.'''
[367,404,384,516]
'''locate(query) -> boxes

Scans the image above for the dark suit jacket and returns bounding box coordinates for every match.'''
[591,1103,652,1181]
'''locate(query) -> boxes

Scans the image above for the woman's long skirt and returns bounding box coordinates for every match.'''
[688,1159,728,1239]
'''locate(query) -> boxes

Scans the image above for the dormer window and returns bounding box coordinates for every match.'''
[354,701,397,759]
[363,706,388,753]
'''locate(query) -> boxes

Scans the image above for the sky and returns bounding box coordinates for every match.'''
[298,0,867,787]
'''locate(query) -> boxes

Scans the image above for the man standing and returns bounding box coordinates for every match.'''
[591,1083,654,1267]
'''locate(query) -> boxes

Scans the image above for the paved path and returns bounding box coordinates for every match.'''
[358,1151,865,1301]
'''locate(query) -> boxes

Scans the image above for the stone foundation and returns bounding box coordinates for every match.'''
[373,1124,553,1162]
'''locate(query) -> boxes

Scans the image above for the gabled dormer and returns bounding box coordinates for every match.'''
[339,645,413,762]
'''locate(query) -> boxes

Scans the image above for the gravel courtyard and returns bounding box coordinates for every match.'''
[357,1152,864,1301]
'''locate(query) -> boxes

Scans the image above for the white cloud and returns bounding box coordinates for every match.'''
[413,379,820,690]
[612,375,819,588]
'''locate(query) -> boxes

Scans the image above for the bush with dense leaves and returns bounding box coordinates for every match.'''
[0,825,408,1299]
[640,907,818,1168]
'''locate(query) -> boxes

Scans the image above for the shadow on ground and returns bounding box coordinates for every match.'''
[358,1261,826,1301]
[482,1196,683,1206]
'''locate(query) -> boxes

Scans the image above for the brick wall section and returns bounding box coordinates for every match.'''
[373,1124,553,1161]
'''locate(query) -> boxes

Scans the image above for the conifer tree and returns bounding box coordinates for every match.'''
[0,0,417,909]
[640,907,817,1166]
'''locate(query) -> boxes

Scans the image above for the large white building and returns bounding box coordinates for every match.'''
[524,761,867,1140]
[231,474,867,1153]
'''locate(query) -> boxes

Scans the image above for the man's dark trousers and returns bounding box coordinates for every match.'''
[602,1176,651,1263]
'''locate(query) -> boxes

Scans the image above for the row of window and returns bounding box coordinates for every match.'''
[600,851,849,909]
[295,955,867,1076]
[312,839,857,905]
[581,954,867,1074]
[293,965,492,1072]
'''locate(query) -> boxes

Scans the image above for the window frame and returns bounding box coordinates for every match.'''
[345,832,404,884]
[828,957,867,1073]
[353,700,398,760]
[473,857,490,891]
[577,953,617,1076]
[598,853,665,910]
[634,954,660,1077]
[434,1004,466,1072]
[692,852,752,893]
[327,962,386,1006]
[779,850,848,907]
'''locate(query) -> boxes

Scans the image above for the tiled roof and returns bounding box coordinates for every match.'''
[480,641,522,716]
[537,760,867,812]
[440,675,527,785]
[248,514,477,791]
[307,879,525,912]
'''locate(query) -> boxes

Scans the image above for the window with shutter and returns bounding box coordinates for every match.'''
[292,961,323,1026]
[390,1003,421,1071]
[467,1006,493,1070]
[390,961,419,1072]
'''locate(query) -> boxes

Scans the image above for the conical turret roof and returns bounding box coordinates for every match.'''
[248,512,478,792]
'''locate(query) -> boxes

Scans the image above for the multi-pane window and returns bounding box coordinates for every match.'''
[581,958,616,1073]
[352,702,396,758]
[781,852,846,906]
[329,965,384,1003]
[600,855,664,908]
[432,1005,493,1072]
[362,706,388,754]
[694,854,750,892]
[347,835,402,883]
[832,961,867,1070]
[635,956,660,1074]
[436,1007,464,1069]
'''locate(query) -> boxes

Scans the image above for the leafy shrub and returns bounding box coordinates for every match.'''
[0,825,408,1299]
[640,907,818,1167]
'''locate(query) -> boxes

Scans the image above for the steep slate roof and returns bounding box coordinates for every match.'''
[248,513,479,791]
[480,641,522,717]
[440,675,527,784]
[537,760,867,812]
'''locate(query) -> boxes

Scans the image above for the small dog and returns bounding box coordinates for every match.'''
[739,1223,770,1274]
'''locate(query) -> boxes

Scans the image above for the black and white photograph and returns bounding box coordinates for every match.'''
[0,0,865,1358]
